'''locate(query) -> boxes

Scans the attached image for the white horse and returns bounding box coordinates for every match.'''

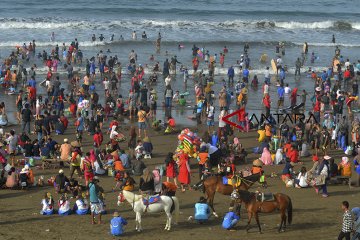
[117,190,179,231]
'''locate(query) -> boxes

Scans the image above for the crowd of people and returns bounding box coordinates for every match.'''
[0,32,359,237]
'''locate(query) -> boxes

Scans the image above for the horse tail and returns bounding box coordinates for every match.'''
[172,197,180,224]
[287,196,293,225]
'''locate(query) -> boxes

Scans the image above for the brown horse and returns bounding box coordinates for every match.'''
[199,173,263,217]
[235,190,293,233]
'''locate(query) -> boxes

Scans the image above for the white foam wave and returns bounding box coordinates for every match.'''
[0,19,358,31]
[0,41,105,47]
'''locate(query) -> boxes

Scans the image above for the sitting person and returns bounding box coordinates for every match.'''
[222,206,240,231]
[19,167,29,189]
[135,140,145,160]
[251,159,263,175]
[110,211,128,237]
[143,137,153,157]
[132,159,147,176]
[151,119,163,131]
[68,178,80,197]
[55,119,65,135]
[178,95,186,106]
[329,158,338,177]
[118,171,135,191]
[40,192,55,215]
[26,165,35,186]
[119,150,131,169]
[275,148,284,165]
[287,144,299,163]
[73,193,89,215]
[58,194,71,215]
[194,196,211,223]
[54,169,70,193]
[294,166,308,188]
[338,156,351,177]
[281,159,295,185]
[165,116,176,133]
[5,167,17,189]
[162,181,177,196]
[260,147,272,165]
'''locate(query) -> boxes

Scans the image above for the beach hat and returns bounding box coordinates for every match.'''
[253,159,263,167]
[113,211,120,217]
[324,155,331,160]
[59,169,64,174]
[229,207,234,211]
[71,141,81,147]
[315,87,321,92]
[64,138,68,143]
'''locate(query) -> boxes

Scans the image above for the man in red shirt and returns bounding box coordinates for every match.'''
[28,86,36,109]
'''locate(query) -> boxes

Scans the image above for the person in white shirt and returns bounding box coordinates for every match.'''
[206,103,215,132]
[284,83,292,107]
[165,75,172,86]
[263,82,269,95]
[132,31,137,40]
[74,194,89,215]
[58,194,71,215]
[40,192,54,215]
[103,77,110,92]
[295,167,308,188]
[344,59,350,68]
[264,67,270,83]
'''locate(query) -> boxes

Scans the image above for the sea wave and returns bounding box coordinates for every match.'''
[0,40,358,48]
[0,18,358,31]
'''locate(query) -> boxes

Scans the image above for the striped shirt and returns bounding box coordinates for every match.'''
[342,210,353,233]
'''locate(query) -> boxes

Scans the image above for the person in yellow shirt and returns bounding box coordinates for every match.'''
[137,106,150,138]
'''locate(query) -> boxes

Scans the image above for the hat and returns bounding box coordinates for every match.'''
[253,159,263,167]
[59,169,64,174]
[312,155,319,162]
[24,165,29,170]
[113,211,120,217]
[229,207,234,211]
[150,89,157,94]
[64,138,68,143]
[71,141,81,147]
[324,155,331,160]
[241,87,248,94]
[315,87,321,92]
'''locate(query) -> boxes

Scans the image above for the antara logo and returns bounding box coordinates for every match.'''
[222,110,318,130]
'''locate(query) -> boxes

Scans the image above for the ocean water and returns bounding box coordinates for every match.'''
[0,0,359,125]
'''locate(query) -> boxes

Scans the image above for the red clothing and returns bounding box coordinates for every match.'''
[344,70,351,78]
[287,149,299,163]
[93,133,102,147]
[28,86,36,100]
[168,118,176,127]
[60,116,69,129]
[177,153,190,184]
[237,107,246,122]
[166,160,176,178]
[263,95,271,108]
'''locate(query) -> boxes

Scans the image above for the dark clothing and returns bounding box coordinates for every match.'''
[139,177,155,192]
[21,108,32,122]
[55,174,69,189]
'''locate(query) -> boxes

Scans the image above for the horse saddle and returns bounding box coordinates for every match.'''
[222,176,241,187]
[143,195,161,205]
[256,192,274,202]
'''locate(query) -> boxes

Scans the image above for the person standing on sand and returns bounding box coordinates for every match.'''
[177,151,191,192]
[89,176,103,224]
[137,106,149,138]
[338,201,352,240]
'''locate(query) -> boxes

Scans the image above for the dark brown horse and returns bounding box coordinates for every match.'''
[235,190,293,233]
[199,173,263,217]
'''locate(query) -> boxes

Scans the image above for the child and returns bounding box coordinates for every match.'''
[135,140,144,160]
[222,207,240,231]
[40,192,54,215]
[178,95,186,106]
[58,194,71,215]
[19,167,29,189]
[110,211,127,236]
[165,116,176,133]
[194,196,211,223]
[73,193,89,215]
[294,166,308,188]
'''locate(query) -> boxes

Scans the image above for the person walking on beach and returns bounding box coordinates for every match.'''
[89,176,103,224]
[338,201,352,240]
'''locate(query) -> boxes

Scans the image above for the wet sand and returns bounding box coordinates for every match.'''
[0,122,358,240]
